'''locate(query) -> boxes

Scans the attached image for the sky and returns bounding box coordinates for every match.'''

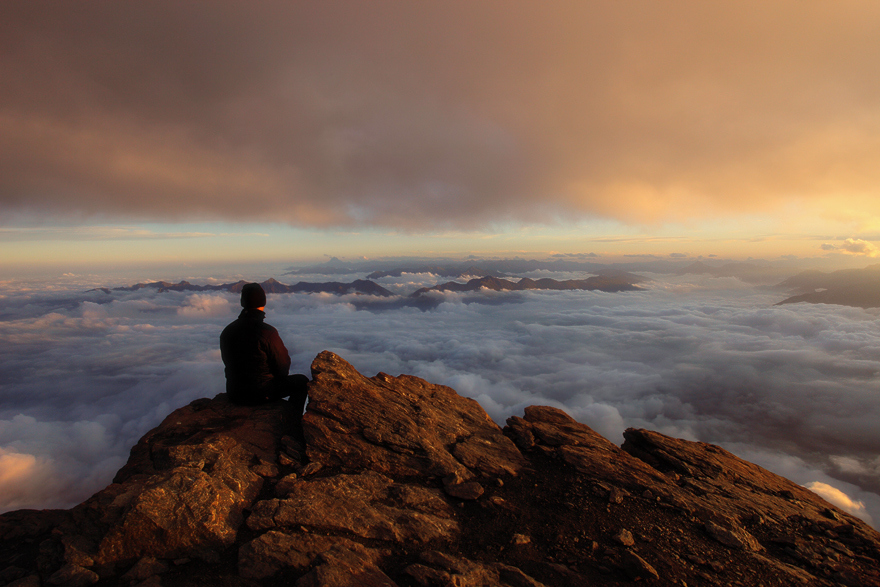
[2,1,880,269]
[1,1,880,530]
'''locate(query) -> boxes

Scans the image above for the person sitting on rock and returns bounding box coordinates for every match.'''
[220,282,309,412]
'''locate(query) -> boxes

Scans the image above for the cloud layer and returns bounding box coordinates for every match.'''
[3,2,880,229]
[1,267,879,528]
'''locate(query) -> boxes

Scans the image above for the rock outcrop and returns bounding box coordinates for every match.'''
[2,351,879,586]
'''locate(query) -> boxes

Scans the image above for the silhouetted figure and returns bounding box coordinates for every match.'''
[220,283,308,415]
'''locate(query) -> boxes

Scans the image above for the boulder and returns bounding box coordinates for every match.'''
[247,471,458,544]
[304,351,527,479]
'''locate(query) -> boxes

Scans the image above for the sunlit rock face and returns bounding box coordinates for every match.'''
[1,351,879,586]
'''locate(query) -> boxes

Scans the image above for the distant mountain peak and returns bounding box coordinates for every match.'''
[108,278,394,297]
[775,264,880,308]
[412,275,643,296]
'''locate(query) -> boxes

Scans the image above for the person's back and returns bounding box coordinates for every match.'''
[220,283,308,408]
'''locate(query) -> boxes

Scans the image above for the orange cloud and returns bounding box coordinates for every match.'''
[821,238,880,257]
[805,482,872,525]
[2,2,880,231]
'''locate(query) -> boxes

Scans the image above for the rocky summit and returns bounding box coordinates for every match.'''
[2,352,879,587]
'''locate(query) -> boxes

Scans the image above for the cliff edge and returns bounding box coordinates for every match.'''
[1,351,878,586]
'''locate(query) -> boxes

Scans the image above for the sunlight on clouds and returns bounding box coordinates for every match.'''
[0,448,37,485]
[841,238,879,257]
[177,294,234,318]
[820,238,880,257]
[0,448,55,511]
[806,481,872,524]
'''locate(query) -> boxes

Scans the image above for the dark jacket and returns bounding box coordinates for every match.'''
[219,309,291,403]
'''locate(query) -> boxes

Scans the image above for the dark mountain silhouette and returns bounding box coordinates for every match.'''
[282,256,702,278]
[94,273,645,302]
[367,264,509,279]
[412,274,645,296]
[98,278,394,297]
[2,351,877,586]
[775,264,880,309]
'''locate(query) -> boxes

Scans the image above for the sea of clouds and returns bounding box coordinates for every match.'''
[1,269,879,528]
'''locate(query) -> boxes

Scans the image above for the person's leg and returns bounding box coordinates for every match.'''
[283,374,309,443]
[285,374,309,415]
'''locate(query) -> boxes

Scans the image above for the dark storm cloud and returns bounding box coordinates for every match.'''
[3,1,880,228]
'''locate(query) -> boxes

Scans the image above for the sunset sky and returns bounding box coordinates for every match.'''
[3,1,880,526]
[3,1,880,271]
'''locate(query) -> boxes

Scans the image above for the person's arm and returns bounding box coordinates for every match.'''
[264,326,291,378]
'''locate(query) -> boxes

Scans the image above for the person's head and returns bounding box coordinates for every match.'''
[240,283,267,310]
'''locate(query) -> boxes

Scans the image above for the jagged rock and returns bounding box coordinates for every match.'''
[238,531,361,579]
[295,543,396,587]
[121,556,168,583]
[95,461,261,564]
[494,563,549,587]
[507,406,673,492]
[705,520,763,552]
[61,534,95,567]
[444,481,485,500]
[1,351,880,587]
[613,528,635,546]
[47,563,99,586]
[88,396,296,566]
[304,351,527,479]
[404,551,548,587]
[247,471,458,543]
[607,486,627,504]
[618,550,660,580]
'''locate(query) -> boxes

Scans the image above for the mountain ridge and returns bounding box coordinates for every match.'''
[774,264,880,309]
[96,278,395,297]
[412,275,644,296]
[91,273,647,301]
[1,352,877,586]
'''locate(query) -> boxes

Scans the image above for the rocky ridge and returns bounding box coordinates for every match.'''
[96,273,646,301]
[774,264,880,309]
[1,352,879,586]
[410,275,643,296]
[97,278,395,297]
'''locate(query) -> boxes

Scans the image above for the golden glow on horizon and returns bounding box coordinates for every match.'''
[1,221,877,273]
[3,3,880,269]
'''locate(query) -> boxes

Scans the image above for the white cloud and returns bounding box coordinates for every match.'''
[177,293,234,318]
[1,270,879,529]
[822,238,880,257]
[805,481,872,524]
[831,455,880,476]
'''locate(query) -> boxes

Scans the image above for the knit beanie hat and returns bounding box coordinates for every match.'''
[241,283,267,309]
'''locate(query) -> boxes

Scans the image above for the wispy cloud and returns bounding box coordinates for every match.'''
[0,226,268,241]
[821,238,880,257]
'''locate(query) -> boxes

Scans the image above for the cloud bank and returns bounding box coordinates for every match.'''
[3,2,880,229]
[1,268,879,529]
[822,238,880,257]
